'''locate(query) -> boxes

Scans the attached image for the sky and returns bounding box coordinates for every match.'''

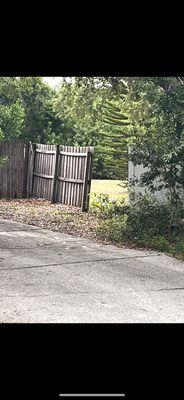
[42,77,73,89]
[42,77,63,88]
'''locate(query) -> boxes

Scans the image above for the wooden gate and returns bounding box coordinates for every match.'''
[27,143,94,211]
[0,141,29,198]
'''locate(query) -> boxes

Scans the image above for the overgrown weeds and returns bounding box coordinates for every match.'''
[91,193,184,260]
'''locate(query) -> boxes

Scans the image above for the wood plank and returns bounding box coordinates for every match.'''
[57,176,84,184]
[58,146,62,203]
[57,151,62,202]
[35,149,55,154]
[23,142,29,197]
[9,142,12,197]
[65,146,69,205]
[30,144,36,197]
[81,150,91,211]
[71,148,76,206]
[47,145,51,199]
[45,144,49,199]
[67,146,72,205]
[79,147,84,206]
[0,142,3,197]
[42,145,46,199]
[59,151,87,157]
[86,151,93,211]
[62,147,67,204]
[40,148,43,198]
[70,148,75,205]
[45,145,49,199]
[47,144,50,199]
[60,149,65,203]
[2,142,6,197]
[33,145,38,197]
[51,144,59,203]
[75,146,80,207]
[6,142,10,198]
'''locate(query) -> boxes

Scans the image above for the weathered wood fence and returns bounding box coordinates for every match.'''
[0,141,29,199]
[0,141,94,211]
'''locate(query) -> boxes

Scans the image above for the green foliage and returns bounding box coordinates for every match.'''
[90,192,126,216]
[124,77,184,202]
[18,77,62,143]
[98,98,129,179]
[0,101,25,139]
[53,77,129,179]
[0,77,63,144]
[0,155,8,168]
[0,78,25,140]
[97,215,127,242]
[137,234,171,252]
[0,77,20,105]
[94,193,184,259]
[174,239,184,257]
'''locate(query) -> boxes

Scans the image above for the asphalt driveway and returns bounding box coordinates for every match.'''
[0,218,184,322]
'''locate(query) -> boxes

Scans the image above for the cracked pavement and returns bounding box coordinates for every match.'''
[0,218,184,322]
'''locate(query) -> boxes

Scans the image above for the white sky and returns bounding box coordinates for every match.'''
[42,77,63,88]
[42,77,73,89]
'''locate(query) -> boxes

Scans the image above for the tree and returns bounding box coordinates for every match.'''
[0,77,25,140]
[99,97,130,179]
[17,77,62,143]
[124,77,184,203]
[53,77,130,178]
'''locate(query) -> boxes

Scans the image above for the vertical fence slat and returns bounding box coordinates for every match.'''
[86,150,93,211]
[23,142,29,197]
[67,146,72,205]
[30,143,36,197]
[75,146,80,207]
[51,144,59,203]
[81,150,91,212]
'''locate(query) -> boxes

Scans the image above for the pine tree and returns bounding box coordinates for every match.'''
[98,99,130,179]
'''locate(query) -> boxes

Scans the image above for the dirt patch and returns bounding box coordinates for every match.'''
[0,198,103,241]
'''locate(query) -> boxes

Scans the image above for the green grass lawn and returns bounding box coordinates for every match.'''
[90,179,128,200]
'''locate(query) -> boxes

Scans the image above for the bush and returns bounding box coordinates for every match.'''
[135,234,171,252]
[122,196,172,238]
[174,239,184,255]
[97,215,127,242]
[96,194,184,252]
[90,192,126,217]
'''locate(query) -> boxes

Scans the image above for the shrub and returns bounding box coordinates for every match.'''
[123,195,172,238]
[97,215,127,242]
[135,234,171,252]
[174,239,184,255]
[96,193,184,246]
[90,192,126,217]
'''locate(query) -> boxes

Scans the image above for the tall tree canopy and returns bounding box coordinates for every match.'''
[17,77,62,143]
[123,77,184,201]
[0,77,62,143]
[52,77,130,178]
[0,77,25,140]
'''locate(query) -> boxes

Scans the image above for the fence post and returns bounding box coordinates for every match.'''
[81,150,91,212]
[86,150,93,211]
[27,143,36,198]
[23,142,29,198]
[51,144,59,203]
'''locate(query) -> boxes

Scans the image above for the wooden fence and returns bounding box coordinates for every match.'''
[0,141,94,211]
[0,141,29,199]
